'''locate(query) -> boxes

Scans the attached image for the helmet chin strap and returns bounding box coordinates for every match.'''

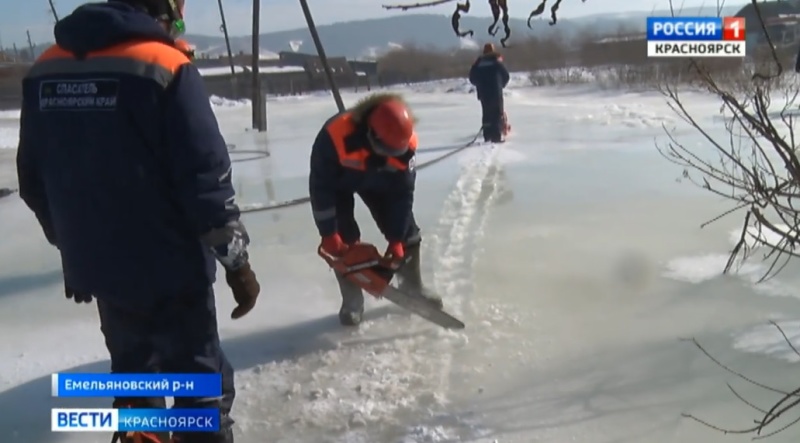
[163,0,186,37]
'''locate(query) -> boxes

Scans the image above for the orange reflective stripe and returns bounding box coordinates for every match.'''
[36,41,188,73]
[36,45,73,62]
[325,114,416,172]
[87,40,189,74]
[387,158,404,170]
[326,113,369,171]
[27,40,190,88]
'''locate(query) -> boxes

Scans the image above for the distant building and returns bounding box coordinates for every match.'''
[197,63,310,98]
[277,51,375,91]
[195,50,378,99]
[581,33,648,66]
[0,47,380,109]
[734,1,800,49]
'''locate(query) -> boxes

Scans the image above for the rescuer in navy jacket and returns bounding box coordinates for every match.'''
[469,43,510,143]
[795,43,800,73]
[309,93,443,326]
[16,1,259,442]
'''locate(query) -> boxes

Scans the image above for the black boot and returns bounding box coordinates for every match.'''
[336,273,364,326]
[397,244,444,309]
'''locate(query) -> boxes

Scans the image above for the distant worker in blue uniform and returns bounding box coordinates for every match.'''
[308,93,443,326]
[469,43,511,143]
[795,42,800,73]
[16,0,260,442]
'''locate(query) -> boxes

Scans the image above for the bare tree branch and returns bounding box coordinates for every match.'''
[681,327,800,437]
[661,1,800,436]
[382,0,588,46]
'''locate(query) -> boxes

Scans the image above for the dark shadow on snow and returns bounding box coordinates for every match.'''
[0,304,415,443]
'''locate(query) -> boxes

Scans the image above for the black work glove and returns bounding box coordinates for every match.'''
[225,262,260,319]
[64,282,93,304]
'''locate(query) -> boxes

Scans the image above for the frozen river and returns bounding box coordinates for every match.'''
[1,78,799,442]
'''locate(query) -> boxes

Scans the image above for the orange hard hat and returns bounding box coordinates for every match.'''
[366,99,414,157]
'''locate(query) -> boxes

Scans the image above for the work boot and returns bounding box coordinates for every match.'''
[336,273,364,326]
[396,244,444,309]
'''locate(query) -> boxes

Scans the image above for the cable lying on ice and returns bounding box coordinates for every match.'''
[239,126,485,214]
[225,144,270,163]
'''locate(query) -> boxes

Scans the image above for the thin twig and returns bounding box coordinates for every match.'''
[680,337,791,395]
[769,321,800,360]
[727,382,768,414]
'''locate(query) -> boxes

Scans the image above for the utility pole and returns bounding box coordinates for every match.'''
[299,0,344,112]
[13,43,20,62]
[217,0,238,97]
[48,0,59,22]
[251,0,266,131]
[26,30,35,61]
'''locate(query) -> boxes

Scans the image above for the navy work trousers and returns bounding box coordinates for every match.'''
[97,287,235,443]
[335,190,421,246]
[480,97,505,142]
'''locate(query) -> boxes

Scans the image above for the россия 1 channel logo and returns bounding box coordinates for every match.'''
[646,16,745,57]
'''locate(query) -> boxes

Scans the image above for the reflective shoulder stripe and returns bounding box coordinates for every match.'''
[26,41,190,89]
[324,114,415,172]
[387,157,407,171]
[36,45,72,62]
[325,113,369,171]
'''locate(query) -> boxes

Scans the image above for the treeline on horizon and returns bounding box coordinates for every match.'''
[373,29,796,87]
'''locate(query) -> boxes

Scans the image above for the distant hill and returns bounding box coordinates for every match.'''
[24,4,747,60]
[184,5,746,59]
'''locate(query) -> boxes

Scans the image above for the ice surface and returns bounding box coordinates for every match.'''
[0,110,19,152]
[3,77,800,442]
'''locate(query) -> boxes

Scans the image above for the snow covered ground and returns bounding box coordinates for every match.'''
[2,76,800,442]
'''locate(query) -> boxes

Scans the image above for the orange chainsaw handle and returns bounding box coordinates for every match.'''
[318,243,387,275]
[318,243,395,297]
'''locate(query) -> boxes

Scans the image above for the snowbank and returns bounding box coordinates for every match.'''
[0,110,20,120]
[210,95,250,108]
[0,127,17,150]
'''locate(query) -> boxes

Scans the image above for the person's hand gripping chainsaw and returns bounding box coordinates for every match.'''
[319,234,406,295]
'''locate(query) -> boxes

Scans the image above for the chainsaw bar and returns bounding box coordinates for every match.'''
[379,285,465,330]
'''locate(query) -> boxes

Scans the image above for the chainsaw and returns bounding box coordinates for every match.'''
[318,242,465,330]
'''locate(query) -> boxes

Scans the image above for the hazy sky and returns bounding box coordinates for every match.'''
[2,0,746,47]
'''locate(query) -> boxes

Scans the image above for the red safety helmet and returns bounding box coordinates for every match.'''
[366,99,414,157]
